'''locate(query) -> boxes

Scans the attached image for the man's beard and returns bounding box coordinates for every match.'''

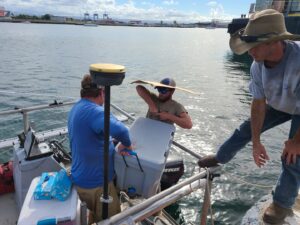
[159,96,171,102]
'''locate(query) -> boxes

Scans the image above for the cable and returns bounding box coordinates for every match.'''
[222,170,273,189]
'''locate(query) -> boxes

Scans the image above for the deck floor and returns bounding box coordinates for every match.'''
[0,193,18,225]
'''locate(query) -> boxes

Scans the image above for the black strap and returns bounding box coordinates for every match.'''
[121,154,144,173]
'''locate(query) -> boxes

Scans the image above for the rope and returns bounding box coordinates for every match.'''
[222,170,273,189]
[200,168,214,225]
[192,164,273,189]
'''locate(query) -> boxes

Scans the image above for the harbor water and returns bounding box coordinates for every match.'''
[0,22,290,224]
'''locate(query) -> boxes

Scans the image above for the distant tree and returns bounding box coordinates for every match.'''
[15,14,35,20]
[41,14,51,20]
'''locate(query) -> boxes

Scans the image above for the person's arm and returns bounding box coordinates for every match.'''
[251,98,269,167]
[109,115,132,148]
[158,111,192,129]
[136,85,158,113]
[282,127,300,164]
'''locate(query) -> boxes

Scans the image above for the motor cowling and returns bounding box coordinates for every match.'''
[161,154,184,191]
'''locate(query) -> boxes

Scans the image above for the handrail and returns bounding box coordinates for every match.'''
[0,101,76,133]
[0,101,76,116]
[0,101,129,139]
[98,166,220,225]
[120,179,207,224]
[0,101,205,162]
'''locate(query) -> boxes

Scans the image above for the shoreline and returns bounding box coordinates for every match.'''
[0,18,228,28]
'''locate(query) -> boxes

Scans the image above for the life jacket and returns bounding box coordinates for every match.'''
[0,161,15,195]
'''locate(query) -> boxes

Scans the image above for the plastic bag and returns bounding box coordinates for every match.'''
[34,169,71,201]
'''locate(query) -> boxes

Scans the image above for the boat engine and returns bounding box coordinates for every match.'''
[160,154,184,191]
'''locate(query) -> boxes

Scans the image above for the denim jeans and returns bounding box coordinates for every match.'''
[216,106,300,208]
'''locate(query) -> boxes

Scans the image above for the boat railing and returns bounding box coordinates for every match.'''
[0,101,204,159]
[0,100,76,136]
[98,167,220,225]
[0,101,133,149]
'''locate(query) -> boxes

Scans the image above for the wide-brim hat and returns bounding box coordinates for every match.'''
[230,9,300,55]
[131,79,198,94]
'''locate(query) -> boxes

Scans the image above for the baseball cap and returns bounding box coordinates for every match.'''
[155,78,176,94]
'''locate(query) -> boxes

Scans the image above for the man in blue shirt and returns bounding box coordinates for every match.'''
[198,9,300,224]
[68,74,132,224]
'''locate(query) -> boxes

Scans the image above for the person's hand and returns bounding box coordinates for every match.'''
[282,139,300,165]
[252,142,269,167]
[117,143,134,156]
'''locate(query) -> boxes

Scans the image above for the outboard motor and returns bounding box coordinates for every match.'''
[161,154,184,190]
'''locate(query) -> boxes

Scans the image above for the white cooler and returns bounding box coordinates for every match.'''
[17,176,79,225]
[115,117,175,198]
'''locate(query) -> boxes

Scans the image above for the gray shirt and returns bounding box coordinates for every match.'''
[249,41,300,115]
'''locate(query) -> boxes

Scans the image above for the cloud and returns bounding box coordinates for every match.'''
[162,0,178,6]
[2,0,234,22]
[98,0,115,4]
[206,1,217,7]
[206,1,226,19]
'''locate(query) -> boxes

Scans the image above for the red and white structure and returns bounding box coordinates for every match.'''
[0,6,5,17]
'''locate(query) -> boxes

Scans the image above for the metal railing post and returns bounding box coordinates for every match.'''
[200,172,213,225]
[22,111,29,133]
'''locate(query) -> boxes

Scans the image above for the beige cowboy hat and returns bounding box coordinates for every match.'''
[230,9,300,55]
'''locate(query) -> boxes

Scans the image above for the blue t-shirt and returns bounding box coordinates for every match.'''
[249,41,300,115]
[68,98,131,188]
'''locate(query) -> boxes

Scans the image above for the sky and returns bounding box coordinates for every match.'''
[1,0,255,22]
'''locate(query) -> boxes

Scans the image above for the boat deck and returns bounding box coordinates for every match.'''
[0,193,18,225]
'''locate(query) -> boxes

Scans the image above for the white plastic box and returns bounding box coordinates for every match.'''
[13,144,63,211]
[114,117,175,198]
[17,176,79,225]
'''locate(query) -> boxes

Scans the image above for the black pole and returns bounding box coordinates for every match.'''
[102,86,111,219]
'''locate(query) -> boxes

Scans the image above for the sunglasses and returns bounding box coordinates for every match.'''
[157,87,171,94]
[238,30,278,43]
[83,82,103,90]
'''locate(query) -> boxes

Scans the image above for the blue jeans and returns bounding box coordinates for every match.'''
[216,106,300,208]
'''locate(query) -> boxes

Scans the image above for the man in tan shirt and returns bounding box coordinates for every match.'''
[135,78,192,129]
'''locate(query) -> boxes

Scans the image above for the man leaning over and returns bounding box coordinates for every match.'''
[198,9,300,224]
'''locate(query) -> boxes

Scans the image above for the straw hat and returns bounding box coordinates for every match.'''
[131,79,198,94]
[230,9,300,55]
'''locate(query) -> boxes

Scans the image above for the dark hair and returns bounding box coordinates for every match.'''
[80,74,102,98]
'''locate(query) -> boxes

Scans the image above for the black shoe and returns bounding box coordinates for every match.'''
[263,202,293,224]
[197,154,219,168]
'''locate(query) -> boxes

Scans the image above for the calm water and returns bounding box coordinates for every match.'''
[0,23,291,224]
